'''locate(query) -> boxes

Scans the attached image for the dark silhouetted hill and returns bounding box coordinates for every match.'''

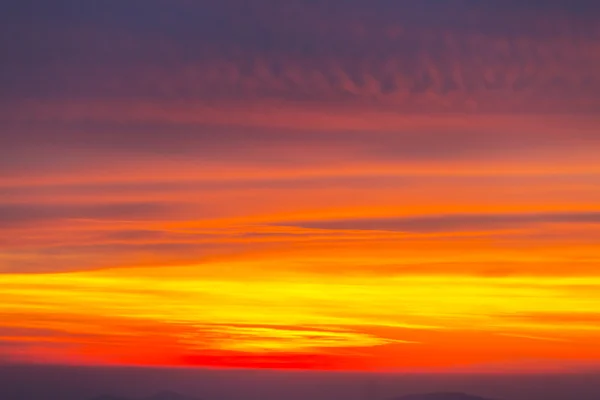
[394,393,496,400]
[91,391,202,400]
[144,391,193,400]
[91,396,131,400]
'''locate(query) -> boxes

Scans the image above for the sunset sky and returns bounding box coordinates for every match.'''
[1,0,600,373]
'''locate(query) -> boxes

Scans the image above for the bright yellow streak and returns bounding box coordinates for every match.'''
[1,266,599,363]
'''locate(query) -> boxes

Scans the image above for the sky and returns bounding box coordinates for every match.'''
[1,0,600,375]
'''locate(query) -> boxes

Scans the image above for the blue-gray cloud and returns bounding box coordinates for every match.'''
[0,202,169,226]
[1,0,599,112]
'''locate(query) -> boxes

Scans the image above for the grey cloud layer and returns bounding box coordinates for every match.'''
[2,118,598,178]
[1,0,600,112]
[0,202,169,226]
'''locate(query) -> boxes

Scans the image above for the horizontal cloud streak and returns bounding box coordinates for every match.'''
[279,211,600,233]
[2,115,599,185]
[0,202,170,226]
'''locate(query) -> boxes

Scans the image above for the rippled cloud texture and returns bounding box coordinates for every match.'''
[1,0,600,371]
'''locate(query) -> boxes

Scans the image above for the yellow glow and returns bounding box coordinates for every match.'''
[1,264,599,368]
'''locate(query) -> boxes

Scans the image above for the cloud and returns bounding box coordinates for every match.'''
[0,241,251,274]
[176,324,401,354]
[503,312,600,327]
[276,211,600,233]
[0,202,170,227]
[2,114,599,185]
[1,0,599,113]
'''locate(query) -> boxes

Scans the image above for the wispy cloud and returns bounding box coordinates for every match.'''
[276,211,600,233]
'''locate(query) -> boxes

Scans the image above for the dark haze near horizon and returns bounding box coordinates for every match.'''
[1,366,600,400]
